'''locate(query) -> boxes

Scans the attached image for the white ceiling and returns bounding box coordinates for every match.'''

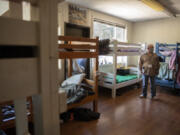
[66,0,180,22]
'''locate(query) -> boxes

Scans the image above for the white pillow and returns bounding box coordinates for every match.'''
[61,73,85,87]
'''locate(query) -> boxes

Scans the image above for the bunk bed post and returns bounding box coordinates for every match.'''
[174,43,179,89]
[112,42,117,98]
[14,98,29,135]
[32,0,60,135]
[155,42,159,54]
[0,105,2,129]
[68,59,73,77]
[93,37,99,112]
[176,43,180,91]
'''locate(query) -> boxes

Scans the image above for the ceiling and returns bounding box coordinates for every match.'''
[66,0,180,22]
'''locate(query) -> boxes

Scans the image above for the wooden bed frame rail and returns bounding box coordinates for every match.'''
[58,36,99,59]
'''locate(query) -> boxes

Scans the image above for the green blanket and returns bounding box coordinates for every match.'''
[116,75,137,83]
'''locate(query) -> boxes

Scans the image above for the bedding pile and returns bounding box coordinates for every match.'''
[99,39,110,55]
[60,74,94,104]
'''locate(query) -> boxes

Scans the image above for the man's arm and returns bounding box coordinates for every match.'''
[139,56,143,73]
[155,56,160,75]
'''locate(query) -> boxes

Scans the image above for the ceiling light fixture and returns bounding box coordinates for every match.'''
[140,0,176,17]
[141,0,164,11]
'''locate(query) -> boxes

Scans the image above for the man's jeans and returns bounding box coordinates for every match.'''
[142,75,156,97]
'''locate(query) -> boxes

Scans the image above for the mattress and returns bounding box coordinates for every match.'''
[104,74,137,83]
[109,45,142,53]
[117,48,140,52]
[116,74,137,83]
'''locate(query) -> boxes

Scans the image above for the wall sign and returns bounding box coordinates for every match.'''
[69,4,87,25]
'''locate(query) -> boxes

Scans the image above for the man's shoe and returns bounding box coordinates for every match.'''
[150,95,155,99]
[139,94,146,98]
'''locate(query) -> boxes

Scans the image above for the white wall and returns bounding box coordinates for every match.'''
[129,17,180,66]
[132,17,180,45]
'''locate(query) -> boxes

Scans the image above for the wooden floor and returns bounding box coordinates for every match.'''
[61,85,180,135]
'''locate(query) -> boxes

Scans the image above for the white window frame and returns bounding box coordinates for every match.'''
[93,19,127,65]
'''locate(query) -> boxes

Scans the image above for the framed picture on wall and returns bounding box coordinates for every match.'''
[68,4,87,26]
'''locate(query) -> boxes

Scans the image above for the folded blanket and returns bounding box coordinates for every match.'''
[157,62,173,80]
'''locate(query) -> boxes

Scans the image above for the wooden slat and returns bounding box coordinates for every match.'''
[68,95,96,110]
[14,98,29,135]
[99,72,114,78]
[103,51,143,56]
[99,77,113,83]
[68,59,72,77]
[59,52,98,59]
[0,17,38,46]
[110,40,141,46]
[0,105,2,127]
[7,0,38,6]
[58,90,67,113]
[83,78,94,87]
[99,82,113,89]
[93,37,99,112]
[59,36,98,43]
[59,44,97,49]
[116,78,141,89]
[0,58,39,102]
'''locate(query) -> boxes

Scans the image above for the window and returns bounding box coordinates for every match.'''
[93,21,126,41]
[22,1,31,21]
[93,20,127,65]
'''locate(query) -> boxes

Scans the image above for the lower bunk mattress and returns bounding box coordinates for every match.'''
[116,74,137,83]
[103,74,138,83]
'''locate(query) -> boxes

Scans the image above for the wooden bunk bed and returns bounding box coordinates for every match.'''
[58,36,99,112]
[99,40,146,98]
[0,0,61,134]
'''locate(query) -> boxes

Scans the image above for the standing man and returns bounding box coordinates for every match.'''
[139,44,160,99]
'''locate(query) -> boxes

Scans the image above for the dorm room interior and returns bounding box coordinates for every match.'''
[0,0,180,135]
